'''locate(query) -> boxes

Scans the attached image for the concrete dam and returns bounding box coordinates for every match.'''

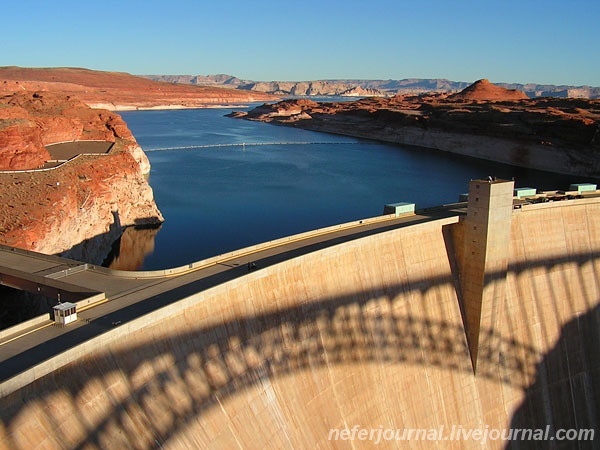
[0,180,598,449]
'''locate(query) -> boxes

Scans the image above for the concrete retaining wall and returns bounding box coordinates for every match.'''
[0,201,598,449]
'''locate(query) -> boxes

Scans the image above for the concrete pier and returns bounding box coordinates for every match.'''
[458,179,514,372]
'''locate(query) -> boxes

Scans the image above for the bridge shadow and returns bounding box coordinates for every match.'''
[0,249,598,448]
[506,304,600,449]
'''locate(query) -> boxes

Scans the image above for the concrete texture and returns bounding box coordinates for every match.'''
[458,179,514,372]
[0,197,598,449]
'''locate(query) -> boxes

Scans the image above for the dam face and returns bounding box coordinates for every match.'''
[0,183,598,449]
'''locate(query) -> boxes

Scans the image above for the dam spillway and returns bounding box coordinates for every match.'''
[0,181,598,448]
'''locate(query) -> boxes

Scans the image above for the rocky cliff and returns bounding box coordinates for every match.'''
[230,80,600,178]
[0,91,143,171]
[146,73,600,99]
[0,91,163,261]
[239,80,387,97]
[0,67,277,110]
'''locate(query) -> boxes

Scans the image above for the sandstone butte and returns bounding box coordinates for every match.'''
[231,79,600,178]
[0,90,164,258]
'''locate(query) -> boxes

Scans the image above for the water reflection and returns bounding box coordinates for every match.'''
[102,225,161,271]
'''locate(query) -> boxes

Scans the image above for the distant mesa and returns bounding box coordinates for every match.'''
[0,66,277,110]
[144,73,600,99]
[0,89,163,258]
[449,79,529,102]
[232,81,600,178]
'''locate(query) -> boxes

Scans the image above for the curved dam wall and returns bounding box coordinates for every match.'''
[0,199,598,449]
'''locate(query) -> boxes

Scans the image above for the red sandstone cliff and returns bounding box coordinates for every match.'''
[0,91,163,259]
[231,80,600,178]
[0,92,145,171]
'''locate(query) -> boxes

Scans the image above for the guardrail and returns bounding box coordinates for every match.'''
[92,210,422,280]
[0,152,111,174]
[0,140,115,174]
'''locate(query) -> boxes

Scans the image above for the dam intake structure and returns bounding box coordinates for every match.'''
[0,180,598,448]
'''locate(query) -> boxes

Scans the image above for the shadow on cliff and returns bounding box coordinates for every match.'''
[59,211,161,269]
[506,304,600,450]
[0,213,161,329]
[58,211,124,265]
[0,249,598,448]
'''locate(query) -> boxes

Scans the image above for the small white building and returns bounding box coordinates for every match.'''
[514,187,537,199]
[569,183,597,194]
[53,302,77,326]
[383,202,415,217]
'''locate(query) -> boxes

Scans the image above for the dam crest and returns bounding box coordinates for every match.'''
[0,179,598,449]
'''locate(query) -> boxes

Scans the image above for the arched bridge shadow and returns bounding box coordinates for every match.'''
[0,249,598,449]
[506,304,600,449]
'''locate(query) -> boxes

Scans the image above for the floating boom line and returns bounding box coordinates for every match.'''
[145,141,368,152]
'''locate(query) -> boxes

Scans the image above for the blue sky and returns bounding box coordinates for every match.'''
[3,0,599,86]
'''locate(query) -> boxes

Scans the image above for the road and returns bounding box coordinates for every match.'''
[0,204,466,383]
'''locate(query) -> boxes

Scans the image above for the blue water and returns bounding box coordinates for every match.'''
[119,107,577,270]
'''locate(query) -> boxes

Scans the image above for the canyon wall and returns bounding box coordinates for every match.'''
[0,92,163,260]
[234,89,600,179]
[304,121,600,178]
[0,198,597,449]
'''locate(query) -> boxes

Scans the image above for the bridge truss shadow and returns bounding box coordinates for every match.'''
[506,304,600,449]
[0,249,598,449]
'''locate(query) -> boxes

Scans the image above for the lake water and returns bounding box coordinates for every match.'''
[117,107,577,270]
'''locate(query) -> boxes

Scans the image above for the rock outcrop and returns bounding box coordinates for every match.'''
[0,91,163,259]
[0,92,142,170]
[0,118,49,170]
[231,81,600,178]
[146,73,600,99]
[448,78,528,102]
[0,67,277,110]
[240,80,388,97]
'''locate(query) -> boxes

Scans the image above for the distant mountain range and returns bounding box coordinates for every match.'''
[143,74,600,99]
